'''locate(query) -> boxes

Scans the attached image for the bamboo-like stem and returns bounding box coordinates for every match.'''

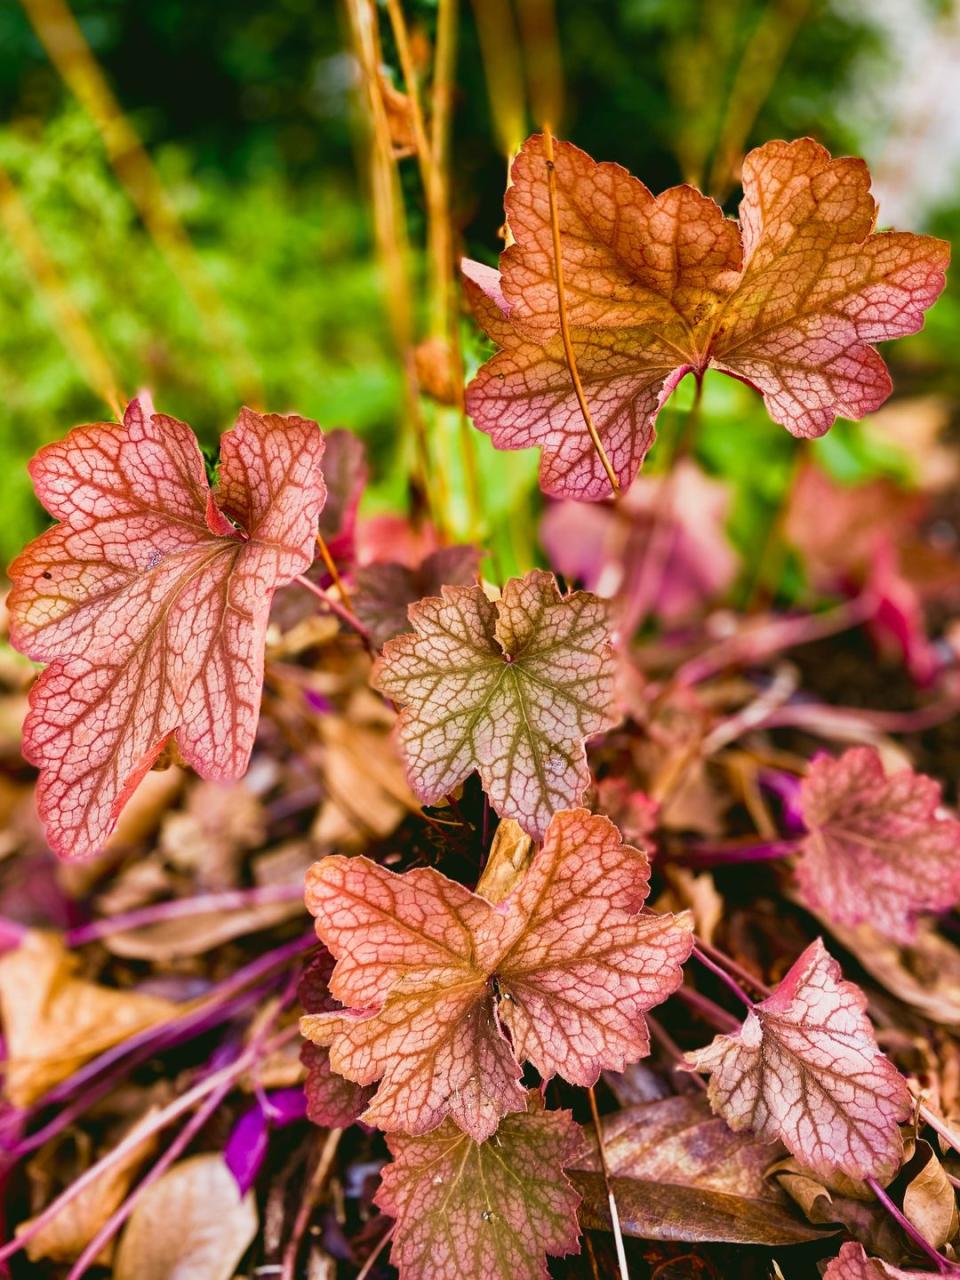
[315,532,354,612]
[542,125,620,496]
[20,0,261,402]
[707,0,813,201]
[587,1086,631,1280]
[0,165,124,417]
[343,0,444,530]
[469,0,526,159]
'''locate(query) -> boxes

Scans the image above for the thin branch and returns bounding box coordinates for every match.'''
[293,572,371,644]
[281,1127,344,1280]
[315,532,355,612]
[691,945,756,1011]
[542,124,620,495]
[867,1176,957,1275]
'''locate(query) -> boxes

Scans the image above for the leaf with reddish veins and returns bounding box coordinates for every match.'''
[354,545,482,649]
[683,939,910,1182]
[298,951,373,1129]
[375,1097,581,1280]
[796,747,960,944]
[824,1241,942,1280]
[465,136,949,499]
[371,569,619,839]
[301,808,693,1140]
[7,398,326,859]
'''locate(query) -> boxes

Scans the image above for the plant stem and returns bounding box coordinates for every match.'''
[315,532,354,612]
[0,1024,300,1265]
[293,572,372,644]
[280,1127,343,1280]
[918,1101,960,1156]
[674,591,877,688]
[542,124,620,495]
[697,938,772,997]
[672,837,801,869]
[673,984,741,1033]
[355,1224,396,1280]
[867,1176,957,1274]
[691,945,756,1011]
[65,881,305,947]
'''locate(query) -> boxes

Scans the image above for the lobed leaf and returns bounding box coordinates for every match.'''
[7,398,326,859]
[371,569,619,839]
[302,808,693,1140]
[683,938,911,1182]
[465,136,949,499]
[796,747,960,943]
[375,1096,582,1280]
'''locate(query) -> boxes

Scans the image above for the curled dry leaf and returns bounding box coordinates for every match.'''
[375,1094,582,1280]
[0,930,176,1106]
[772,1158,904,1259]
[902,1139,959,1250]
[302,808,693,1140]
[796,747,960,943]
[354,544,481,649]
[465,135,948,499]
[372,569,619,839]
[824,1240,943,1279]
[570,1094,827,1246]
[683,938,911,1181]
[113,1154,258,1280]
[7,398,327,859]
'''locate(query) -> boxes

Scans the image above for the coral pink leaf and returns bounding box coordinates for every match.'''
[371,569,619,839]
[8,399,326,859]
[301,808,693,1140]
[465,136,949,499]
[824,1241,942,1279]
[354,545,481,650]
[683,938,910,1182]
[796,747,960,944]
[375,1096,582,1280]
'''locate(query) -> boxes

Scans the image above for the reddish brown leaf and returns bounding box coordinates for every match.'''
[375,1096,582,1280]
[354,545,481,649]
[371,569,619,839]
[298,951,373,1129]
[7,399,326,858]
[465,136,949,499]
[302,808,693,1140]
[570,1094,828,1245]
[683,938,911,1181]
[796,747,960,943]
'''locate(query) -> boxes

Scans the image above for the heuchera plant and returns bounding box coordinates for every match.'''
[5,134,957,1280]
